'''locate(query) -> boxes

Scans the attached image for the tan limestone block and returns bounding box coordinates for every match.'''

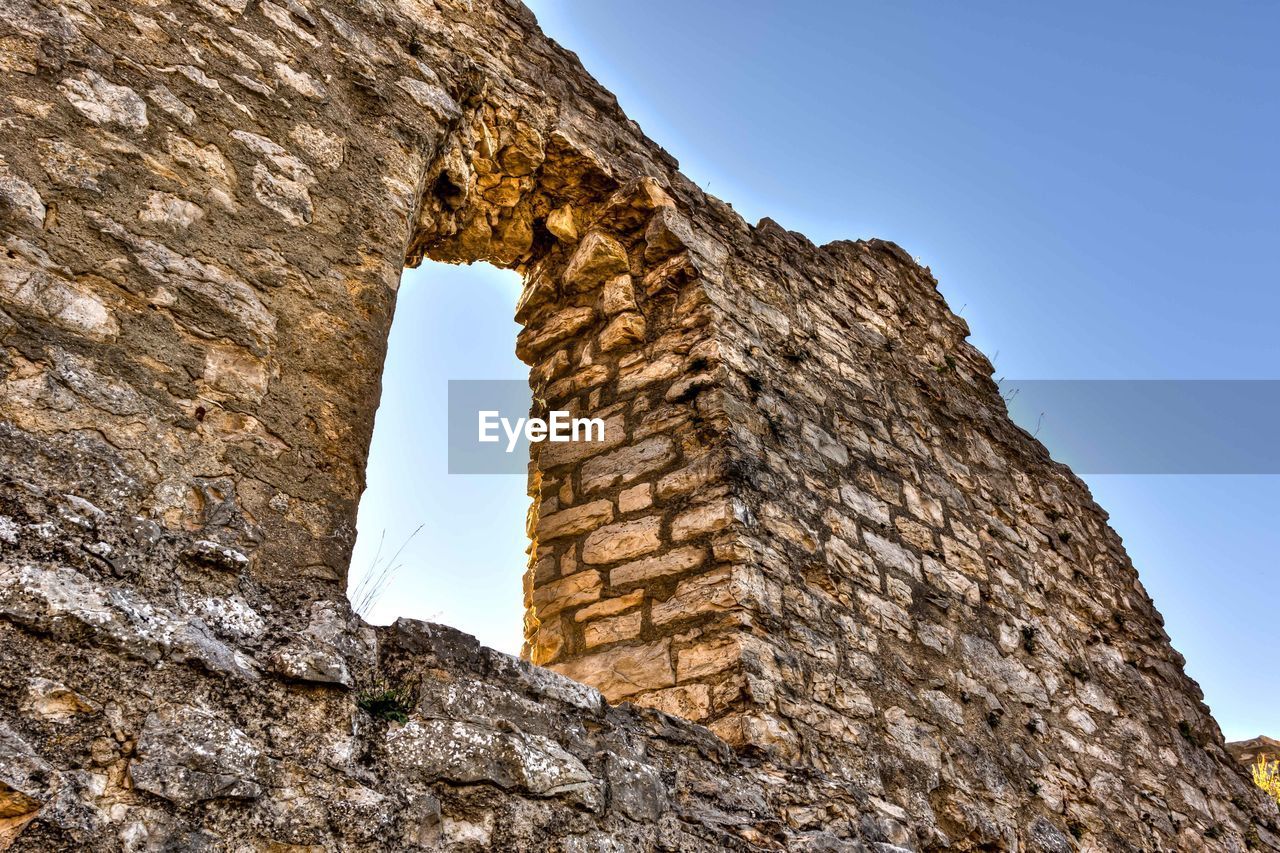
[546,204,577,242]
[676,633,745,682]
[536,499,613,541]
[515,305,596,361]
[530,618,566,666]
[583,610,642,648]
[538,413,627,468]
[671,499,737,541]
[580,436,675,493]
[575,589,644,622]
[549,639,675,702]
[609,547,705,587]
[651,567,737,626]
[532,570,603,619]
[582,517,662,565]
[602,273,637,314]
[656,459,725,512]
[618,483,652,513]
[599,311,647,352]
[634,683,712,720]
[563,231,628,293]
[894,516,935,553]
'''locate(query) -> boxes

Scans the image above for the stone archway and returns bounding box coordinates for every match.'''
[403,97,747,724]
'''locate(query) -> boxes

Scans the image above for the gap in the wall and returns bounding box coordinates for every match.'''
[347,259,529,656]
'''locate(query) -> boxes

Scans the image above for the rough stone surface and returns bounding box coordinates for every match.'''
[1230,736,1280,769]
[0,0,1275,850]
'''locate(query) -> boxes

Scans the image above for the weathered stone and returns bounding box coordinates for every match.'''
[267,602,370,687]
[203,343,269,400]
[387,718,599,808]
[529,617,566,665]
[599,310,647,351]
[0,564,255,679]
[515,305,596,361]
[0,1,1266,849]
[672,499,739,541]
[546,204,577,242]
[58,71,148,133]
[580,436,675,493]
[604,755,668,821]
[37,139,107,191]
[644,205,695,262]
[656,453,724,500]
[618,483,652,513]
[610,547,706,587]
[1,246,119,340]
[139,192,205,231]
[563,232,629,293]
[582,517,662,565]
[0,168,45,228]
[635,683,712,720]
[651,568,738,626]
[22,679,99,722]
[602,273,638,314]
[532,570,603,619]
[539,413,627,468]
[677,635,746,682]
[130,705,267,807]
[583,610,642,647]
[617,351,683,393]
[549,640,675,701]
[864,530,922,581]
[574,589,644,622]
[0,723,50,843]
[537,499,614,540]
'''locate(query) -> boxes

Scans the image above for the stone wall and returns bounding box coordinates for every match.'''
[0,0,1276,850]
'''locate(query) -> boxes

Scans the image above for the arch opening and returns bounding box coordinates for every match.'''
[346,259,529,655]
[336,99,739,718]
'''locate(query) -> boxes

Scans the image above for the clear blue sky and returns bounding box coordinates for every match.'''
[351,1,1279,741]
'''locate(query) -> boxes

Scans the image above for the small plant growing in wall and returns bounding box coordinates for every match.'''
[1253,756,1280,807]
[356,679,414,723]
[1176,720,1210,748]
[1021,625,1039,655]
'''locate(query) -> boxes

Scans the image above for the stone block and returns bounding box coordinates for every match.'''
[609,546,706,587]
[651,567,736,626]
[580,436,675,493]
[582,517,662,565]
[671,499,737,541]
[549,639,675,702]
[635,683,712,720]
[602,273,637,314]
[599,311,647,351]
[532,570,603,619]
[574,589,644,622]
[537,499,613,540]
[563,232,628,293]
[583,610,642,647]
[618,483,652,512]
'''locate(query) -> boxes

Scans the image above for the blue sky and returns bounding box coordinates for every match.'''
[351,1,1278,741]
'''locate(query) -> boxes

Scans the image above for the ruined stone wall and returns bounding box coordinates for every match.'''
[0,0,1276,850]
